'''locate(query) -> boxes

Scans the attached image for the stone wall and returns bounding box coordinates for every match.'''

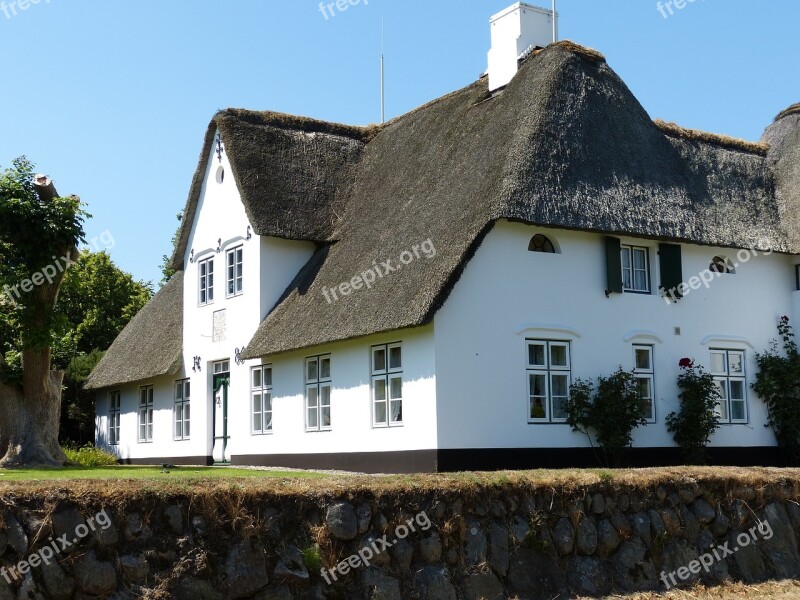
[1,478,800,599]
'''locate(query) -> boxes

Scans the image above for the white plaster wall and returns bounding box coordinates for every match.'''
[94,373,208,460]
[434,220,795,450]
[227,326,437,458]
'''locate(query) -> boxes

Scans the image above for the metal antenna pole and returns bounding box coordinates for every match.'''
[381,17,385,123]
[552,0,558,42]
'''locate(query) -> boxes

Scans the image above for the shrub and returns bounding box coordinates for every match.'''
[565,367,648,467]
[753,316,800,465]
[665,358,721,464]
[63,444,119,467]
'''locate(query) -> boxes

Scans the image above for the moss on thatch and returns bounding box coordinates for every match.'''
[775,103,800,122]
[223,108,381,143]
[551,39,606,63]
[654,119,768,156]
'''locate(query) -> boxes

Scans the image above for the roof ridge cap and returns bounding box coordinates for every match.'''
[654,119,768,156]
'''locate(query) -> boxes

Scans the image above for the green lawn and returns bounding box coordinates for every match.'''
[0,465,326,482]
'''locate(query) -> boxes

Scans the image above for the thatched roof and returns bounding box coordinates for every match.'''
[169,110,375,272]
[237,41,796,358]
[763,107,800,253]
[85,272,184,390]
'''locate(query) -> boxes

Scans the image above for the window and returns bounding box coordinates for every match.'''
[710,256,735,274]
[174,379,190,440]
[108,391,121,445]
[372,343,402,427]
[199,257,214,305]
[526,340,571,422]
[633,345,655,422]
[252,365,273,434]
[226,247,243,297]
[795,264,800,291]
[138,386,154,442]
[214,360,230,374]
[621,245,650,293]
[305,355,331,431]
[710,349,747,423]
[528,234,556,253]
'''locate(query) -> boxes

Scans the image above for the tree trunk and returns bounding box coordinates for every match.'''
[0,175,72,468]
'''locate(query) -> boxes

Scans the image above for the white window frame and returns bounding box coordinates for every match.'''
[372,343,403,428]
[527,340,571,423]
[710,349,748,424]
[213,360,230,374]
[138,385,154,443]
[108,391,121,446]
[174,379,190,441]
[305,355,332,432]
[226,246,244,298]
[621,245,651,293]
[199,257,214,306]
[633,345,656,423]
[251,365,273,435]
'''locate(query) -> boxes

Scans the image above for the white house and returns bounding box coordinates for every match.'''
[87,3,800,472]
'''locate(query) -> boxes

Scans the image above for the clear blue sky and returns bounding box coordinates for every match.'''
[1,0,797,286]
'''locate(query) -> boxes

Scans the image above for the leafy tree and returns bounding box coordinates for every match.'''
[753,316,800,465]
[665,358,721,464]
[0,158,86,467]
[566,368,648,467]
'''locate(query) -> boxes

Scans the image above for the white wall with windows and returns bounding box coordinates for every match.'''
[433,219,794,450]
[226,327,437,459]
[94,373,210,460]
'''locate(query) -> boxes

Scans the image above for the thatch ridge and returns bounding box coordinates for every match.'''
[654,119,768,156]
[775,103,800,122]
[86,272,184,390]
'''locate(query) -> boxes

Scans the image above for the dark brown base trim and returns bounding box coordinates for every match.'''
[231,447,785,474]
[118,456,214,466]
[232,450,437,474]
[435,446,787,472]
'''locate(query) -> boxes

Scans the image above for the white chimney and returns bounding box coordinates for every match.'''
[487,2,557,92]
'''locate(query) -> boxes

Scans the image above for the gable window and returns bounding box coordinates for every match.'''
[710,349,747,423]
[528,234,557,253]
[710,256,735,274]
[138,386,154,443]
[108,391,121,446]
[174,379,190,440]
[633,345,655,422]
[621,245,650,293]
[305,355,332,431]
[527,340,570,423]
[252,365,273,434]
[199,257,214,305]
[226,247,243,297]
[372,343,402,427]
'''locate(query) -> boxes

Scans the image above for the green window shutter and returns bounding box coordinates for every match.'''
[659,243,683,299]
[605,237,623,295]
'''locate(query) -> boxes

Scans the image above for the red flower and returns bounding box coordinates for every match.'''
[679,358,693,368]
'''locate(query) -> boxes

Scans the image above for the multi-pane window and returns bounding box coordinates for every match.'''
[214,360,230,375]
[527,340,571,422]
[633,345,656,422]
[199,257,214,305]
[372,344,403,427]
[226,247,243,297]
[621,245,650,293]
[710,350,747,423]
[305,355,332,431]
[138,386,154,442]
[174,379,190,440]
[252,365,273,434]
[108,391,121,445]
